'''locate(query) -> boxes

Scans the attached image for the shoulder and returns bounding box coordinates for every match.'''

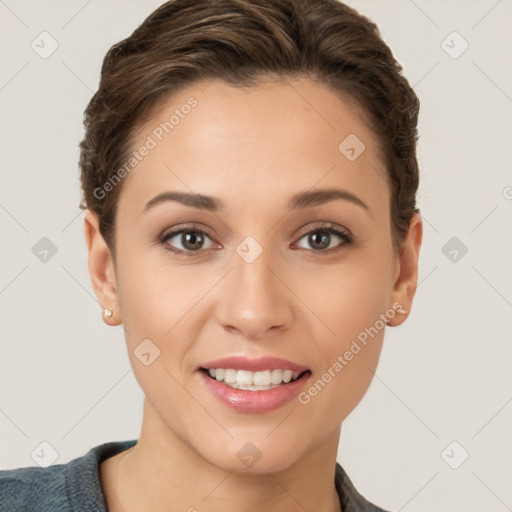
[0,439,137,512]
[0,462,69,511]
[335,462,392,512]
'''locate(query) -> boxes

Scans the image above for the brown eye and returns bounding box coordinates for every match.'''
[295,226,352,253]
[161,229,216,254]
[307,231,331,250]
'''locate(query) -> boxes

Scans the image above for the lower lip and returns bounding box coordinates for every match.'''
[199,370,311,413]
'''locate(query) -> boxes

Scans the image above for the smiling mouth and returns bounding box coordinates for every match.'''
[200,367,311,391]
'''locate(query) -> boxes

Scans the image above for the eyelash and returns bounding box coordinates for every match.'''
[159,222,353,257]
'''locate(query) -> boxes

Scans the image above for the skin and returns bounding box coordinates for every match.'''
[84,77,422,512]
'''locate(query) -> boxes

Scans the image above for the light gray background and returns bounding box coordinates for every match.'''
[1,1,511,511]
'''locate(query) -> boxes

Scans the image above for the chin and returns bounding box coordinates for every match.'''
[207,450,301,476]
[193,431,309,476]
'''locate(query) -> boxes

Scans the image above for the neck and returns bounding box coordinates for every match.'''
[113,399,342,512]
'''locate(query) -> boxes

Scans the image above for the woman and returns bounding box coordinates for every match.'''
[0,0,422,510]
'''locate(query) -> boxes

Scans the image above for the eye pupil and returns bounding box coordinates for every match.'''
[309,231,330,250]
[182,231,203,250]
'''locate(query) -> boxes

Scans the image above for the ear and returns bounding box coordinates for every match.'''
[387,213,423,327]
[83,209,122,326]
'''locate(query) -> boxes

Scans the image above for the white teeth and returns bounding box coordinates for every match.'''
[236,370,253,386]
[271,369,283,385]
[205,368,303,389]
[282,370,293,383]
[254,370,271,386]
[224,369,237,384]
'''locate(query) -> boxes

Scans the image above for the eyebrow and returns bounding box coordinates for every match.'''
[142,187,369,214]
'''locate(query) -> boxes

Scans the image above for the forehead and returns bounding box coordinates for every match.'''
[118,77,389,217]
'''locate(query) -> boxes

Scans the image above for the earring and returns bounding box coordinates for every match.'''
[103,308,113,317]
[398,308,407,314]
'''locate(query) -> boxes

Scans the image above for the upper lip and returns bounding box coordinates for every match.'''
[199,356,309,373]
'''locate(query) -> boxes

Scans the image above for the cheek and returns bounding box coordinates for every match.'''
[295,255,391,425]
[316,340,383,431]
[299,294,386,432]
[116,245,202,337]
[304,253,393,345]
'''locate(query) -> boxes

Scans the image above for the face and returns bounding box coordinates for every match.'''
[86,77,421,474]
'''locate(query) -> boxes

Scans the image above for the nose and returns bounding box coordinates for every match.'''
[215,249,294,341]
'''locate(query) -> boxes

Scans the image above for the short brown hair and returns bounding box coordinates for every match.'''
[79,0,420,256]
